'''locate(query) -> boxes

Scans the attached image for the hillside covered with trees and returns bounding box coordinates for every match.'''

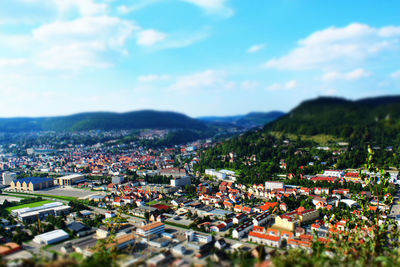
[0,110,207,132]
[196,96,400,184]
[267,96,400,145]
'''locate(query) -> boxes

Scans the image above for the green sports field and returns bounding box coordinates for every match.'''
[6,200,55,212]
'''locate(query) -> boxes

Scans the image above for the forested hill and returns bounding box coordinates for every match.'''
[0,110,207,132]
[195,96,400,184]
[198,111,285,128]
[266,96,400,145]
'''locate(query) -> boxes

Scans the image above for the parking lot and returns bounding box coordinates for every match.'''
[26,186,106,199]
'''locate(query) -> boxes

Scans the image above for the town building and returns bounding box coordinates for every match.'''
[264,181,284,191]
[33,229,70,245]
[56,174,85,186]
[232,221,254,239]
[111,176,125,184]
[10,177,54,191]
[160,168,187,178]
[248,232,281,247]
[205,169,226,180]
[2,171,16,186]
[170,176,191,187]
[12,202,71,223]
[136,222,165,237]
[0,243,22,256]
[274,207,319,232]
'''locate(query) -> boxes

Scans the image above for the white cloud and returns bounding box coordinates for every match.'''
[117,5,132,14]
[34,43,112,70]
[241,80,259,90]
[267,80,298,91]
[168,70,235,93]
[264,23,400,70]
[33,16,136,47]
[159,30,209,49]
[137,29,168,46]
[285,80,298,89]
[0,58,28,68]
[30,16,137,70]
[181,0,234,17]
[247,44,266,53]
[322,68,372,82]
[391,70,400,79]
[346,69,372,80]
[21,0,108,16]
[117,0,161,14]
[138,74,171,83]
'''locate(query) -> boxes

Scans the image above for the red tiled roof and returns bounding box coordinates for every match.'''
[249,232,281,241]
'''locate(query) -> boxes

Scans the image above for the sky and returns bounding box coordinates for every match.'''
[0,0,400,118]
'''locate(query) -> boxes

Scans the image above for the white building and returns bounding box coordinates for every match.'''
[205,169,226,180]
[323,170,345,178]
[252,212,271,226]
[136,222,165,237]
[112,176,125,184]
[2,172,16,186]
[232,221,254,239]
[12,202,71,223]
[220,170,236,176]
[248,232,281,247]
[186,231,212,243]
[170,176,191,187]
[33,229,70,245]
[264,181,284,191]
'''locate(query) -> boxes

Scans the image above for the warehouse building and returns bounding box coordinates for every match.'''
[12,202,71,223]
[10,177,54,192]
[33,229,70,245]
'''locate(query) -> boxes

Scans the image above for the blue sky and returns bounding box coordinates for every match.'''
[0,0,399,117]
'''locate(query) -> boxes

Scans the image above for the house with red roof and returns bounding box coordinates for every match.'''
[248,232,281,247]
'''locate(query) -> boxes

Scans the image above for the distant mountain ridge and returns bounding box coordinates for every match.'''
[198,111,285,128]
[0,110,207,132]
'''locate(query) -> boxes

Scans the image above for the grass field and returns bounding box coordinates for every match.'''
[6,200,55,212]
[270,131,342,145]
[5,192,76,202]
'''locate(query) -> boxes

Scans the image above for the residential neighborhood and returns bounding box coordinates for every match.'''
[0,131,398,266]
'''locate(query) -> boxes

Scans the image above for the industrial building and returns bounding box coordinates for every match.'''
[33,229,70,245]
[56,174,85,186]
[12,202,71,223]
[10,177,54,191]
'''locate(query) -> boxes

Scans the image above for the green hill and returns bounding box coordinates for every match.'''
[0,110,207,132]
[195,95,400,184]
[266,96,400,145]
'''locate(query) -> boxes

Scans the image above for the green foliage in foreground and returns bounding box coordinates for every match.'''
[272,146,400,267]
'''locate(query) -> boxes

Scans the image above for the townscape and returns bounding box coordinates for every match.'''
[1,1,400,266]
[0,126,398,266]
